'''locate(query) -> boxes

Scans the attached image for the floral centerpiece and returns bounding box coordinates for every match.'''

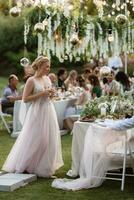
[80,99,100,122]
[80,92,134,122]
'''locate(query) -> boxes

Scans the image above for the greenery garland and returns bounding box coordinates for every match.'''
[26,6,134,40]
[23,5,134,62]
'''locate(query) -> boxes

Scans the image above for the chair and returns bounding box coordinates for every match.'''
[0,99,11,133]
[106,131,134,191]
[93,130,134,191]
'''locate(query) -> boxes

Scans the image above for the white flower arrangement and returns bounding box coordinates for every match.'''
[81,93,134,120]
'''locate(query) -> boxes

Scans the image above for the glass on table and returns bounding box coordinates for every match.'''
[57,88,65,100]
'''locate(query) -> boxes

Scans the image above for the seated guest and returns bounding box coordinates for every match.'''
[88,74,102,99]
[107,73,121,95]
[1,74,22,115]
[48,73,57,88]
[92,66,100,78]
[57,68,67,89]
[102,77,110,96]
[115,71,130,92]
[83,68,92,84]
[64,70,78,90]
[63,76,91,130]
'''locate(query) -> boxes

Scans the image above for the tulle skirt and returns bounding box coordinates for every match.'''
[2,99,63,177]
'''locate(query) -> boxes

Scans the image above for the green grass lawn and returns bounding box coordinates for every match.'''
[0,131,134,200]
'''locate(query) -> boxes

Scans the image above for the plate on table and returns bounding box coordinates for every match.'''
[79,118,95,122]
[52,97,61,101]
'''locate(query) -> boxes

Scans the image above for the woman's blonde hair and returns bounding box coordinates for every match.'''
[69,70,78,78]
[31,56,49,71]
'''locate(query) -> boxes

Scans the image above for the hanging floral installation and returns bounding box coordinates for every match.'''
[9,0,134,63]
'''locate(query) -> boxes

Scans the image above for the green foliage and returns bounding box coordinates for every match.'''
[86,0,97,16]
[81,101,100,118]
[0,0,9,15]
[78,15,88,38]
[0,1,133,76]
[81,94,134,120]
[0,15,23,75]
[60,14,71,39]
[0,14,38,76]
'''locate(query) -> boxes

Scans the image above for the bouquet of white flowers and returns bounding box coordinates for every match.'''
[81,93,134,121]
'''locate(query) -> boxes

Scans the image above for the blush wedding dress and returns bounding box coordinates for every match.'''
[2,76,63,177]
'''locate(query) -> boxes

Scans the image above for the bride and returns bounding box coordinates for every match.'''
[2,56,63,177]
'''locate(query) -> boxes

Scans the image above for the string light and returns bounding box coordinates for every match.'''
[68,4,74,11]
[117,7,120,11]
[55,34,59,40]
[103,1,107,5]
[112,3,116,8]
[42,19,48,26]
[108,35,114,42]
[108,29,114,42]
[121,5,124,9]
[111,11,115,15]
[94,0,134,18]
[10,6,21,17]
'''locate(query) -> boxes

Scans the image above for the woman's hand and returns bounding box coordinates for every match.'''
[43,88,55,98]
[43,89,50,98]
[48,88,55,98]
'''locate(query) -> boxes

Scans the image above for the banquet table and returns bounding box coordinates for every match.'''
[69,121,91,177]
[51,120,134,191]
[68,120,134,177]
[12,98,76,137]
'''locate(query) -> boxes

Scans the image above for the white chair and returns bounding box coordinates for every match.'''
[0,99,11,133]
[107,131,134,191]
[93,131,134,191]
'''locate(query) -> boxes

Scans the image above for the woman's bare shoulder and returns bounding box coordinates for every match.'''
[26,76,35,83]
[24,76,35,88]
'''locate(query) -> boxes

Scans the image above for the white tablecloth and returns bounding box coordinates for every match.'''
[53,98,76,129]
[12,98,76,137]
[70,121,91,177]
[69,121,134,177]
[52,121,134,190]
